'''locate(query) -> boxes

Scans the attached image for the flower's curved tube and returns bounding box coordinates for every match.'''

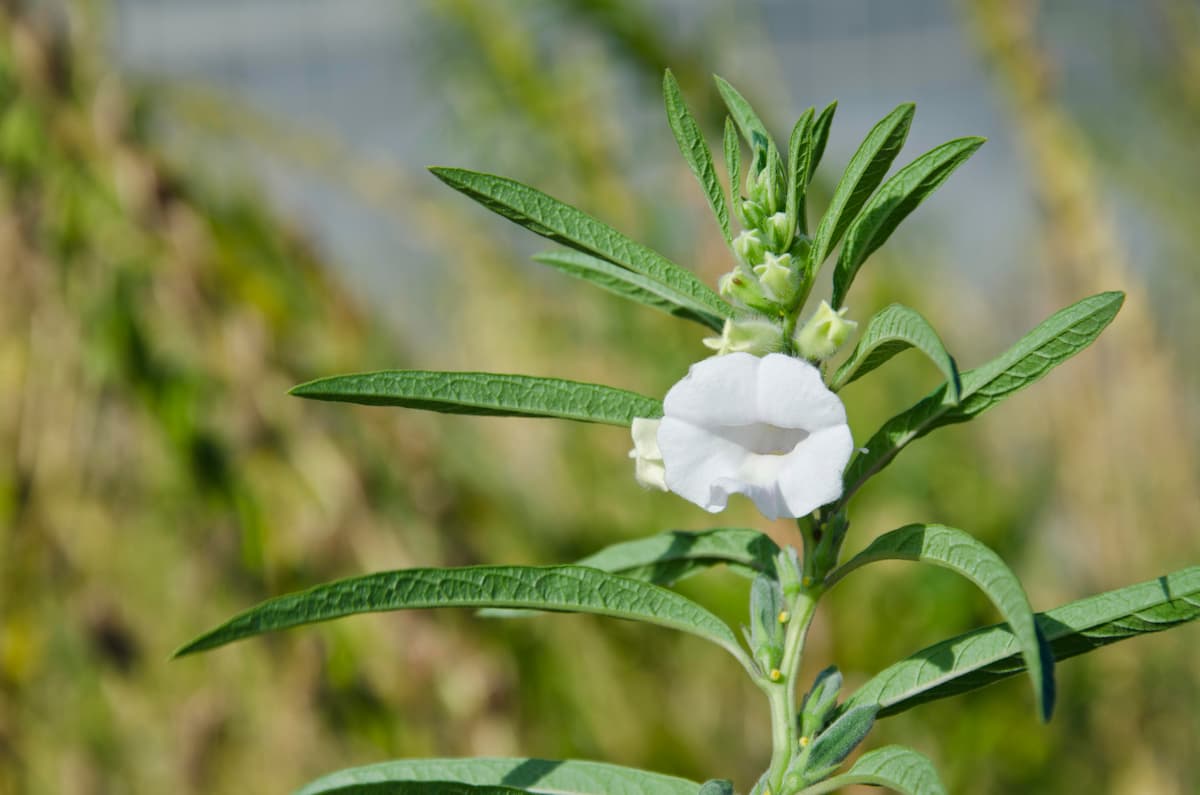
[656,353,853,519]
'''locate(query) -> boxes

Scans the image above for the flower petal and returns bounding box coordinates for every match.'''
[775,425,855,516]
[755,353,848,431]
[663,352,762,427]
[658,417,749,512]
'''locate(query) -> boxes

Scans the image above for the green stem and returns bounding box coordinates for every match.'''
[763,586,820,794]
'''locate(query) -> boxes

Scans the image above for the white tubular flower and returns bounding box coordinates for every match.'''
[628,417,668,491]
[657,353,853,520]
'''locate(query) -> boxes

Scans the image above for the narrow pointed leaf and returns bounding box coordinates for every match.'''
[576,527,780,585]
[830,304,960,400]
[831,137,984,308]
[800,704,879,779]
[294,783,525,795]
[846,565,1200,718]
[290,370,661,427]
[533,250,724,330]
[430,167,732,322]
[663,70,730,243]
[478,528,778,619]
[807,101,837,184]
[810,103,915,268]
[841,291,1124,501]
[295,758,700,795]
[713,75,771,151]
[785,108,815,241]
[797,746,946,795]
[828,524,1054,719]
[723,116,740,196]
[175,565,744,661]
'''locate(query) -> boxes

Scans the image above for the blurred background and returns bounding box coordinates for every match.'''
[1,0,1198,793]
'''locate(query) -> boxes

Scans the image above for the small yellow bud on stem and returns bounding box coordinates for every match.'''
[777,610,790,624]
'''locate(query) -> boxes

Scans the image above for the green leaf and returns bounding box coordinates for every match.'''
[175,565,745,662]
[429,167,732,323]
[296,783,525,795]
[477,528,777,619]
[663,70,730,243]
[294,758,700,795]
[809,103,915,268]
[841,291,1125,501]
[807,102,837,185]
[698,781,734,795]
[831,137,984,308]
[576,527,780,585]
[713,75,771,152]
[828,524,1054,720]
[796,746,946,795]
[799,704,879,781]
[846,565,1200,718]
[290,370,662,427]
[829,304,960,400]
[533,250,724,331]
[723,117,740,196]
[785,108,816,241]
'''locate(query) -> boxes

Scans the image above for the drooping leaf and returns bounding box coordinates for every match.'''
[846,565,1200,718]
[830,304,959,400]
[785,108,816,240]
[533,250,724,330]
[841,291,1125,501]
[713,75,771,152]
[290,370,662,427]
[429,168,732,322]
[663,70,730,243]
[831,137,984,308]
[809,103,915,268]
[175,565,744,661]
[828,524,1054,720]
[796,746,946,795]
[294,757,700,795]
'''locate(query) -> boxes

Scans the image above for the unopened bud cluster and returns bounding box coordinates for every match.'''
[711,153,854,362]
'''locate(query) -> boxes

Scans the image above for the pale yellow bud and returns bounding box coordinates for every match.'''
[794,300,857,361]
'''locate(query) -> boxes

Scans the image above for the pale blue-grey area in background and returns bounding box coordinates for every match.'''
[107,0,1148,346]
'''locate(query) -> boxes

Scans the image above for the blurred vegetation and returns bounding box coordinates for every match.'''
[1,1,1197,794]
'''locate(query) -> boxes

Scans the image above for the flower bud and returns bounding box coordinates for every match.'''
[733,229,766,266]
[718,268,778,314]
[738,198,767,230]
[765,211,792,252]
[747,165,772,205]
[794,301,857,361]
[753,252,798,305]
[702,317,782,357]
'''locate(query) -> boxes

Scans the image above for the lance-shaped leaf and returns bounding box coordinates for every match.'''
[575,527,780,585]
[807,101,837,185]
[809,103,915,268]
[831,137,985,309]
[723,116,740,198]
[796,746,946,795]
[663,70,730,243]
[478,528,778,619]
[714,75,771,152]
[290,370,662,427]
[796,704,879,783]
[533,250,724,330]
[294,783,524,795]
[175,565,745,663]
[846,565,1200,718]
[827,524,1054,720]
[429,168,732,323]
[841,291,1124,501]
[785,108,815,240]
[295,757,700,795]
[830,304,960,400]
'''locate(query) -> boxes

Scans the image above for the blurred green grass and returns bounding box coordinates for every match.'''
[1,2,1198,794]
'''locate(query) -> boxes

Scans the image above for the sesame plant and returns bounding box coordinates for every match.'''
[175,72,1200,795]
